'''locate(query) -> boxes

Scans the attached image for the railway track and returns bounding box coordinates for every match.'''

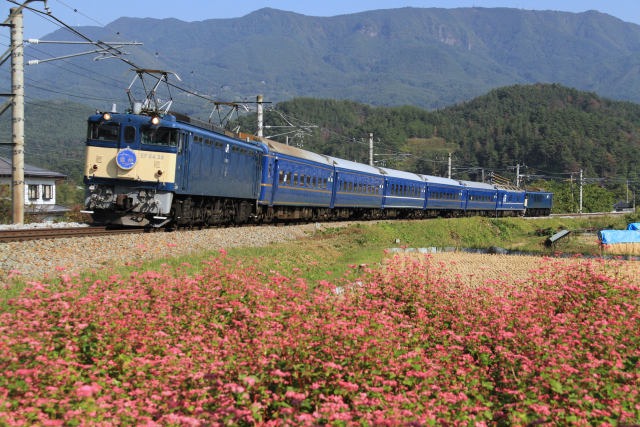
[0,211,626,243]
[0,226,145,243]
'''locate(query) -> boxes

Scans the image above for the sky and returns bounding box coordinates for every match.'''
[1,0,640,39]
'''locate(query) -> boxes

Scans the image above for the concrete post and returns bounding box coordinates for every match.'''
[11,7,24,225]
[579,169,583,214]
[369,133,373,166]
[256,94,263,138]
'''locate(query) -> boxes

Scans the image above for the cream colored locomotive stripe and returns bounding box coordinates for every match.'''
[84,146,176,183]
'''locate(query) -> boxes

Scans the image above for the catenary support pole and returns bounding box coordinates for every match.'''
[256,94,263,138]
[369,133,373,166]
[516,164,520,187]
[11,7,24,225]
[626,179,629,204]
[448,152,451,179]
[579,169,583,214]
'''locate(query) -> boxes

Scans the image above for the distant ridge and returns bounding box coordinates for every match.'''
[23,7,640,109]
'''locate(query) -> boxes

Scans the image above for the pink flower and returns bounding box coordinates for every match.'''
[75,385,94,398]
[271,369,290,378]
[242,376,256,387]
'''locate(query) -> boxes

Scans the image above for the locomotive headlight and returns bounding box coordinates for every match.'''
[157,169,163,176]
[92,164,99,171]
[102,112,111,121]
[150,116,160,125]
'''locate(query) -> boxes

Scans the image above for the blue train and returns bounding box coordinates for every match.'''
[83,110,552,227]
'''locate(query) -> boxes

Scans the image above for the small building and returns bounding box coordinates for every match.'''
[0,156,70,221]
[613,201,634,213]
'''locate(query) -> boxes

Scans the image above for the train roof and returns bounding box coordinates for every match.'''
[326,156,383,176]
[459,180,496,190]
[418,174,462,187]
[378,167,425,182]
[495,184,525,193]
[263,138,333,167]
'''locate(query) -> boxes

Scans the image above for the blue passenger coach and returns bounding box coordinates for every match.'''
[496,185,526,216]
[258,139,334,221]
[423,175,465,214]
[460,180,497,215]
[379,168,426,214]
[328,157,385,218]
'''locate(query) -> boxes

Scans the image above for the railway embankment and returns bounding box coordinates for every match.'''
[1,214,634,288]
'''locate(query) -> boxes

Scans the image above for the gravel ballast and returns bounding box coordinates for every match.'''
[0,222,347,283]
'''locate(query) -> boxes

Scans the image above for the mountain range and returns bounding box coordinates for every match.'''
[23,7,640,110]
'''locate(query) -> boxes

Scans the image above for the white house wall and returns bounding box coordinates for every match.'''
[24,178,56,205]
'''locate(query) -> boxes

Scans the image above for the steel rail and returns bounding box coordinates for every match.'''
[0,226,145,243]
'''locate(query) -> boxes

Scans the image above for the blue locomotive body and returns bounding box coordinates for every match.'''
[84,110,552,227]
[524,191,554,216]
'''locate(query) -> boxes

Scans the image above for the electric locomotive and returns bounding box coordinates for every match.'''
[83,109,264,227]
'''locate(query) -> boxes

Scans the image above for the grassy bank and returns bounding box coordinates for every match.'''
[1,214,634,304]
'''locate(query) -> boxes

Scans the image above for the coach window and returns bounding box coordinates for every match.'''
[124,126,136,143]
[293,173,298,186]
[278,170,284,184]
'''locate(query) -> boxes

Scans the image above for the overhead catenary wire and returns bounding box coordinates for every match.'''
[7,0,227,107]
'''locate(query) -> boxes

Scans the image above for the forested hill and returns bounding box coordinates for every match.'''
[25,7,640,109]
[2,84,639,185]
[241,84,640,180]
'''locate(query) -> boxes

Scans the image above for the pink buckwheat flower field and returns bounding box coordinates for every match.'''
[1,251,639,425]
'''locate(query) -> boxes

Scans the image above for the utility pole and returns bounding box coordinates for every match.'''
[368,133,373,166]
[256,94,263,138]
[481,168,484,183]
[579,169,583,214]
[626,179,629,204]
[10,7,24,225]
[516,164,520,187]
[447,152,452,179]
[570,173,574,207]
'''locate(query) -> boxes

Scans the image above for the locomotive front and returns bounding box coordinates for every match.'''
[83,112,179,227]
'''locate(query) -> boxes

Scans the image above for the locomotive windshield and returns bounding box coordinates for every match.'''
[88,122,119,142]
[141,127,178,146]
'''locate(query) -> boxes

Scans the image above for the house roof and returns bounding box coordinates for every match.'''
[0,156,67,179]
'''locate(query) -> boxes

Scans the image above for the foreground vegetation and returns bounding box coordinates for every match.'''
[1,250,638,424]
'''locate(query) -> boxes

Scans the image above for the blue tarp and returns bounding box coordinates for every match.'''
[599,229,640,244]
[626,223,640,231]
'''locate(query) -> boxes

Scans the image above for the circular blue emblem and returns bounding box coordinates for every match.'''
[116,148,137,170]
